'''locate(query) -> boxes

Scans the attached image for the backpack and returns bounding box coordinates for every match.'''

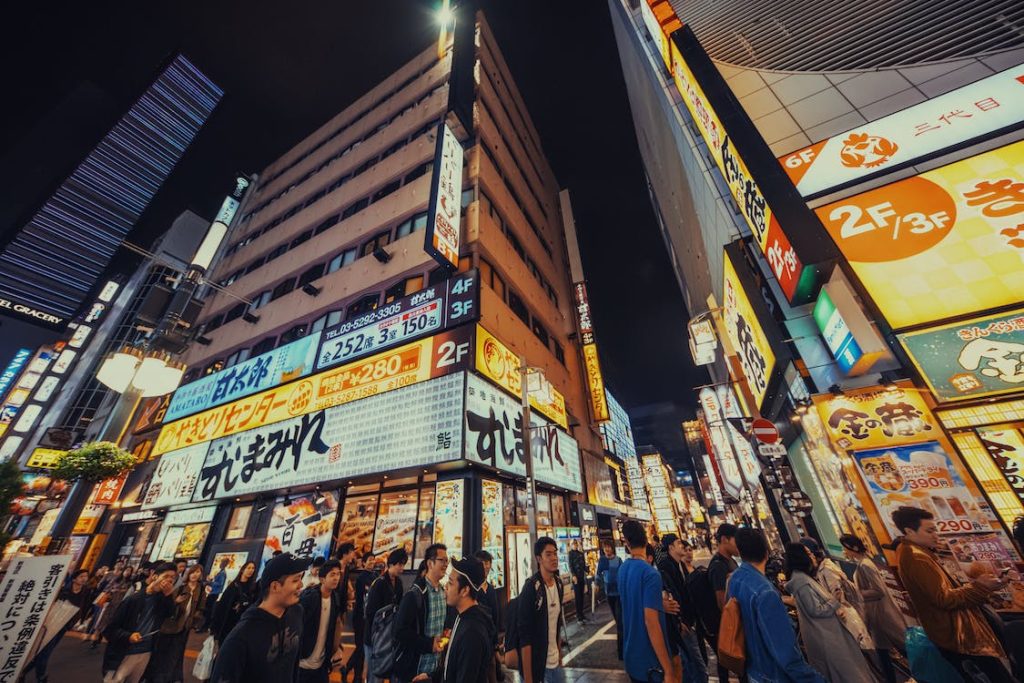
[685,565,720,634]
[502,596,520,669]
[368,602,400,677]
[717,596,746,675]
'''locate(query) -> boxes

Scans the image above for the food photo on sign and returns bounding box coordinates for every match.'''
[261,492,338,565]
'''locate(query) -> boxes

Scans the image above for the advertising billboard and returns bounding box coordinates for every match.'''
[0,349,31,401]
[141,443,208,509]
[424,121,464,270]
[261,492,338,565]
[670,27,833,304]
[976,426,1024,505]
[815,140,1024,329]
[813,383,939,451]
[154,327,472,456]
[781,66,1024,198]
[899,308,1024,403]
[722,243,787,413]
[166,332,321,422]
[573,282,610,422]
[475,325,567,429]
[316,270,478,371]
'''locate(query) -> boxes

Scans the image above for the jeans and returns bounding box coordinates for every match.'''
[679,630,708,683]
[543,669,567,682]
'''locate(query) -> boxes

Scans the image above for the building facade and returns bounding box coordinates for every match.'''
[612,0,1024,602]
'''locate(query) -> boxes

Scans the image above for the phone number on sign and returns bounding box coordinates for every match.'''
[320,303,441,367]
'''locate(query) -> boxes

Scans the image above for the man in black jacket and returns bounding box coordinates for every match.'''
[297,559,343,683]
[363,549,407,682]
[567,540,588,625]
[658,534,708,683]
[516,537,564,683]
[101,562,177,683]
[433,557,495,683]
[342,553,381,683]
[392,544,449,683]
[210,552,312,683]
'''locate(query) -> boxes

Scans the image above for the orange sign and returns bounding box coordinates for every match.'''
[93,472,128,505]
[154,328,472,455]
[582,344,609,423]
[813,383,939,451]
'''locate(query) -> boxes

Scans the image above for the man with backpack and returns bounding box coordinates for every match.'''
[596,539,623,659]
[392,544,449,683]
[298,559,343,683]
[364,549,407,683]
[341,553,381,683]
[619,521,676,683]
[691,523,739,682]
[517,537,567,683]
[658,534,708,683]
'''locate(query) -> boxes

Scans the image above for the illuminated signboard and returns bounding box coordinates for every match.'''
[781,66,1024,199]
[669,27,833,304]
[813,383,939,451]
[475,325,567,429]
[722,243,786,413]
[0,349,31,401]
[815,140,1024,329]
[464,374,582,492]
[317,270,478,371]
[573,282,610,422]
[811,275,891,377]
[25,448,65,469]
[425,121,464,270]
[142,443,213,509]
[698,390,744,499]
[688,318,717,366]
[899,308,1024,403]
[154,327,472,456]
[814,287,864,375]
[976,426,1024,506]
[165,332,321,422]
[188,373,466,503]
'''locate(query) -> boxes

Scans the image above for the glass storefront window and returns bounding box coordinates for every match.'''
[537,492,552,527]
[503,486,517,528]
[373,490,418,564]
[336,494,378,558]
[414,487,435,566]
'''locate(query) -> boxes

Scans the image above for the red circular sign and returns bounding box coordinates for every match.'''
[751,418,779,444]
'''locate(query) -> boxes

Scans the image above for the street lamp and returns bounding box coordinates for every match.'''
[519,359,554,545]
[97,347,185,397]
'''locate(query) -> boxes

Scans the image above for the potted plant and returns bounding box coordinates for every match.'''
[0,459,26,549]
[51,441,137,484]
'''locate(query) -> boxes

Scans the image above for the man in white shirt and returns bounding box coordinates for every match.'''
[517,537,565,683]
[298,559,343,683]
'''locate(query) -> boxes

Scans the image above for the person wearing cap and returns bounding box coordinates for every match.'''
[427,557,496,683]
[363,549,408,683]
[209,552,312,683]
[708,523,738,682]
[298,559,344,683]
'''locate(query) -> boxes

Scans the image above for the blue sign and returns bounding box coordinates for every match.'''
[813,288,863,375]
[0,348,31,401]
[166,332,321,422]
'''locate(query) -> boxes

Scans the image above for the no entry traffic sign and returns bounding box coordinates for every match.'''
[751,418,779,444]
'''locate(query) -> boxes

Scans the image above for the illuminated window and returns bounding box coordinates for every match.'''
[346,294,379,319]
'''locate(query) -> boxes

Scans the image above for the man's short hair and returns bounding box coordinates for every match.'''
[388,549,409,567]
[424,543,447,562]
[621,520,647,549]
[474,550,493,564]
[337,542,356,558]
[321,559,342,576]
[892,506,934,534]
[601,538,615,549]
[152,562,178,576]
[715,523,739,541]
[661,533,680,552]
[311,556,326,569]
[735,528,768,563]
[534,537,557,558]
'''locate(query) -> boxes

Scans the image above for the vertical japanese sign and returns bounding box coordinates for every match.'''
[670,26,833,304]
[425,121,464,270]
[977,426,1024,505]
[0,556,70,682]
[0,348,31,401]
[573,282,609,422]
[815,139,1024,329]
[698,389,744,499]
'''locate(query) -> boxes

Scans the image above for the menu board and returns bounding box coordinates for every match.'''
[336,494,378,558]
[481,480,504,588]
[372,496,417,562]
[262,492,338,566]
[433,480,464,561]
[941,533,1024,611]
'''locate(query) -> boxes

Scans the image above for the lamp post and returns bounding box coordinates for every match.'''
[519,359,556,545]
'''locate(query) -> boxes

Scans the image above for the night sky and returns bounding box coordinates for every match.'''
[0,1,707,455]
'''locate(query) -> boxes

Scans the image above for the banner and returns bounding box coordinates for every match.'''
[698,391,744,499]
[899,308,1024,402]
[853,442,1000,538]
[26,448,65,469]
[433,479,464,560]
[141,443,208,509]
[573,282,610,422]
[424,121,464,269]
[192,373,466,502]
[815,140,1024,329]
[976,426,1024,505]
[93,472,129,505]
[154,327,472,455]
[813,384,939,451]
[475,325,568,428]
[464,374,583,492]
[0,555,71,682]
[317,270,478,371]
[781,66,1024,198]
[165,332,321,422]
[261,492,338,566]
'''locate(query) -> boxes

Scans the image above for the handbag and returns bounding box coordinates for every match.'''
[717,597,746,675]
[193,635,217,681]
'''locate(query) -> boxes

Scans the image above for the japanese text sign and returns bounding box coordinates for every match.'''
[0,556,70,682]
[142,443,209,509]
[475,325,567,429]
[166,333,321,422]
[813,383,938,451]
[317,270,478,371]
[781,66,1024,199]
[425,121,464,270]
[25,448,65,469]
[698,391,744,499]
[670,27,832,304]
[899,308,1024,403]
[261,493,337,566]
[92,472,128,506]
[154,328,472,456]
[573,283,595,345]
[977,426,1024,505]
[582,344,609,423]
[815,140,1024,329]
[722,243,782,413]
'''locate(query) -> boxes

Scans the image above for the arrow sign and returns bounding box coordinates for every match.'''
[751,418,779,444]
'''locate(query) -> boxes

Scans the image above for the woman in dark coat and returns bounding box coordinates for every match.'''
[145,564,206,683]
[210,561,258,645]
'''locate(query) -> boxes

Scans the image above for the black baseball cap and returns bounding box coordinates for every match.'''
[260,553,313,590]
[450,557,486,592]
[661,533,680,551]
[715,523,739,540]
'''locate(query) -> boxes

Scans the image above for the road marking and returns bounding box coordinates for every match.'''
[562,619,615,665]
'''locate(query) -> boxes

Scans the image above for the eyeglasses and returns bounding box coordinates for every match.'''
[430,556,450,565]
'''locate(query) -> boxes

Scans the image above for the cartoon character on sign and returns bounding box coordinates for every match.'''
[958,339,1024,384]
[481,338,507,380]
[860,454,905,492]
[839,133,898,169]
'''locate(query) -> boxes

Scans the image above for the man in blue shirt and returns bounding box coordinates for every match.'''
[618,520,676,683]
[726,528,825,683]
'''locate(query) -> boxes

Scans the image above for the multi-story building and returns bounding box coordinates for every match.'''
[612,0,1024,576]
[119,12,608,600]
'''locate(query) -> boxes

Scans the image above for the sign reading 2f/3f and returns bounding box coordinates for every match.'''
[317,270,479,371]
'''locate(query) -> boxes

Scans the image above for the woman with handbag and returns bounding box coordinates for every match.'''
[785,544,873,683]
[145,564,206,683]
